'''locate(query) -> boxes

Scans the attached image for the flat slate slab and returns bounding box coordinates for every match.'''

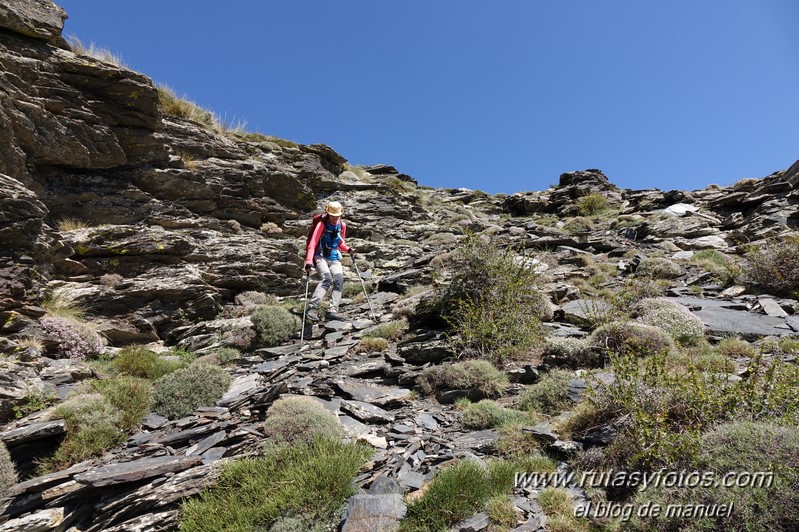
[74,455,202,487]
[0,420,66,446]
[670,296,795,338]
[333,378,412,407]
[341,493,407,532]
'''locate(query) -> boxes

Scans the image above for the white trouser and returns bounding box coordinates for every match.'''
[309,256,344,312]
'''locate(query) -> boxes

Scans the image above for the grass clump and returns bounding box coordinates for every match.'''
[742,234,799,297]
[633,297,705,345]
[57,217,91,231]
[417,360,508,399]
[635,257,683,279]
[45,393,125,470]
[113,345,186,379]
[153,363,232,419]
[575,193,609,216]
[715,337,757,359]
[400,459,517,531]
[517,370,574,415]
[251,305,299,347]
[41,290,86,320]
[430,234,548,362]
[355,337,389,353]
[459,399,527,429]
[261,396,343,446]
[361,319,407,341]
[589,321,675,358]
[67,36,126,67]
[157,84,222,131]
[0,442,17,496]
[628,421,799,531]
[687,249,741,286]
[179,437,371,532]
[81,376,153,431]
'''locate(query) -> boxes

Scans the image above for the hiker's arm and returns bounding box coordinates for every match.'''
[305,222,325,265]
[338,223,351,253]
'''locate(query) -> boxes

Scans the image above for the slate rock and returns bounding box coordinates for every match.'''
[340,493,407,532]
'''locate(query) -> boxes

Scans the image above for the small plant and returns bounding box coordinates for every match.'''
[742,234,799,297]
[153,363,232,419]
[251,305,299,347]
[400,459,517,531]
[113,345,186,379]
[99,273,124,287]
[589,321,675,358]
[156,84,222,131]
[635,257,682,279]
[460,400,527,429]
[57,217,91,231]
[179,437,371,531]
[0,441,17,496]
[67,35,126,66]
[83,376,153,430]
[261,396,343,445]
[633,297,705,345]
[575,193,609,216]
[12,389,58,419]
[715,337,757,359]
[39,316,105,360]
[417,360,508,398]
[687,249,741,286]
[517,370,574,415]
[355,337,389,353]
[361,319,407,341]
[41,291,87,320]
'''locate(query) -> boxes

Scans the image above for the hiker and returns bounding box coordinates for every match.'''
[304,201,356,321]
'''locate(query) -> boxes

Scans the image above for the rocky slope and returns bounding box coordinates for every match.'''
[2,1,799,531]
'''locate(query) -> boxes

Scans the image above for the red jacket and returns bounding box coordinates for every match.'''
[305,219,350,265]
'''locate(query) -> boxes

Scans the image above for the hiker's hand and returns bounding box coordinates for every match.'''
[348,249,356,259]
[304,264,313,275]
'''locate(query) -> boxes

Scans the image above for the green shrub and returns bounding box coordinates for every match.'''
[460,400,527,429]
[538,487,573,517]
[589,321,675,358]
[715,337,757,359]
[575,193,609,216]
[517,370,574,415]
[84,376,153,430]
[742,234,799,296]
[0,442,17,495]
[262,396,343,446]
[195,347,242,366]
[157,84,221,130]
[688,249,741,286]
[401,459,516,531]
[544,336,598,366]
[610,277,668,310]
[361,319,407,341]
[179,437,371,532]
[153,363,232,419]
[417,360,508,398]
[251,305,299,347]
[46,393,125,469]
[113,345,186,379]
[633,298,705,345]
[628,421,799,531]
[431,234,548,362]
[355,337,389,353]
[636,257,682,279]
[563,216,594,233]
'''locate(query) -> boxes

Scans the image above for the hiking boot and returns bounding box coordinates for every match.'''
[305,308,320,322]
[325,310,343,321]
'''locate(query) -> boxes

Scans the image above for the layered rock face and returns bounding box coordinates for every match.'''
[2,1,799,531]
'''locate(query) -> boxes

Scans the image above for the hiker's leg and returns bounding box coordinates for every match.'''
[309,258,332,308]
[329,261,344,312]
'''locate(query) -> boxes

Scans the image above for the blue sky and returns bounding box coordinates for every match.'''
[57,1,798,194]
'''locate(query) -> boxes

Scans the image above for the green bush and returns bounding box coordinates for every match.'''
[460,400,527,429]
[517,370,574,415]
[633,297,705,345]
[742,234,799,296]
[417,360,508,398]
[0,441,17,496]
[544,336,598,366]
[589,321,675,358]
[636,257,683,279]
[262,396,343,445]
[431,234,548,362]
[251,305,299,347]
[714,337,757,359]
[113,345,186,379]
[629,421,799,531]
[179,437,371,532]
[84,376,153,430]
[401,459,516,531]
[153,363,232,419]
[46,393,125,470]
[575,193,609,216]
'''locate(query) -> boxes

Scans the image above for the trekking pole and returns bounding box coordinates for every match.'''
[352,259,377,322]
[300,271,311,347]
